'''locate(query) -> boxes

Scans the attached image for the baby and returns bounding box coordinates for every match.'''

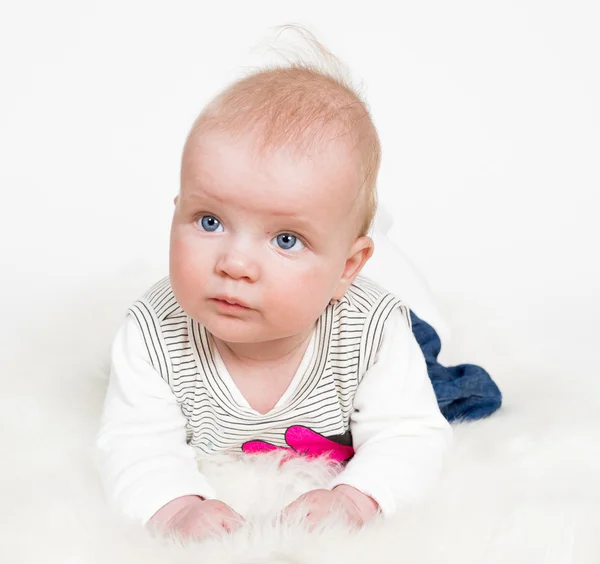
[96,51,452,540]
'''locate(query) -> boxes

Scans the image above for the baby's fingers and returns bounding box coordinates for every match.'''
[280,497,307,522]
[221,511,245,533]
[282,501,327,531]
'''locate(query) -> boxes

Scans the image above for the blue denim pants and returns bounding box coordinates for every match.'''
[410,311,502,422]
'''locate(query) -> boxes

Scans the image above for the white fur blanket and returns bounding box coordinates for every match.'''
[2,276,600,564]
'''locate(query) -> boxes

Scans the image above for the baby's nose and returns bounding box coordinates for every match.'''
[215,249,259,282]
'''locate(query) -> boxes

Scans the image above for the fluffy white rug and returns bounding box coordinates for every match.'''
[3,273,600,564]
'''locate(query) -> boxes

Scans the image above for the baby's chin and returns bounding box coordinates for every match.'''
[201,314,269,344]
[203,315,313,349]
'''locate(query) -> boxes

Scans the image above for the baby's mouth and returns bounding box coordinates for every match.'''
[210,296,251,311]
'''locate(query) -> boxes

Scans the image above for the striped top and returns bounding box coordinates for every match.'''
[97,274,452,524]
[128,275,408,456]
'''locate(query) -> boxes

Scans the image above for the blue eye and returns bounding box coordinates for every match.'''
[272,233,305,252]
[197,215,223,232]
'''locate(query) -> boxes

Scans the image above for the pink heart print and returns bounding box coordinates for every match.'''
[242,425,355,463]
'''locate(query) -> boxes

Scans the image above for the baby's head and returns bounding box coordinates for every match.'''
[170,62,381,345]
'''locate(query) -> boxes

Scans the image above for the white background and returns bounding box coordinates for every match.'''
[1,0,598,385]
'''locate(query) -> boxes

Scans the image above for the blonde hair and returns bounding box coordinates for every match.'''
[184,26,380,237]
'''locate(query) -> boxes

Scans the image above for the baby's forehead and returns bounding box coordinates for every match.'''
[184,128,360,185]
[181,130,364,227]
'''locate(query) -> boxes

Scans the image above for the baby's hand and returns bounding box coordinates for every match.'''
[281,485,379,530]
[149,495,244,540]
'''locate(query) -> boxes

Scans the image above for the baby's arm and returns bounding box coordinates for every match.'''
[96,316,242,537]
[327,307,453,517]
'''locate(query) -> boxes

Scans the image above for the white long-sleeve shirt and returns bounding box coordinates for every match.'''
[96,276,451,524]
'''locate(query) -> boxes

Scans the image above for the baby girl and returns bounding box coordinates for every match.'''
[96,47,452,540]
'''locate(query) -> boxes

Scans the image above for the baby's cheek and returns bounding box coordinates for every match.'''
[300,261,338,293]
[283,268,332,312]
[172,235,204,273]
[170,239,207,299]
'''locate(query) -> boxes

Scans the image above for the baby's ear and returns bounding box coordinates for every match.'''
[332,236,374,300]
[173,195,179,206]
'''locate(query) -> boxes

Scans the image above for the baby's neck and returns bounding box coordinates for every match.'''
[213,327,314,367]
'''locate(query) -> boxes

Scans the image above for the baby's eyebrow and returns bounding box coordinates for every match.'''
[180,193,202,205]
[268,209,310,221]
[180,172,225,202]
[179,189,219,208]
[264,209,315,228]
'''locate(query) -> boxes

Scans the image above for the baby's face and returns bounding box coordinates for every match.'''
[170,130,366,344]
